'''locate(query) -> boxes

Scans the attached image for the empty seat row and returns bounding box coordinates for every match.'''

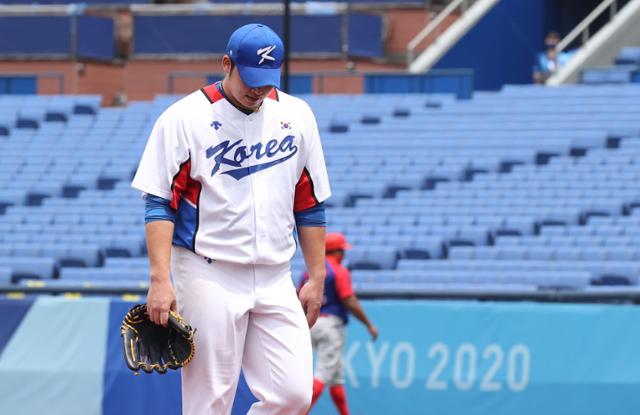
[496,234,640,247]
[345,246,399,270]
[0,215,142,227]
[0,257,57,281]
[351,281,539,295]
[449,245,640,262]
[337,225,490,246]
[397,259,640,284]
[351,269,593,288]
[0,243,102,267]
[59,267,149,281]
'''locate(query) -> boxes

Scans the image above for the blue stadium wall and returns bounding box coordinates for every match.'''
[433,0,612,90]
[435,0,597,91]
[1,297,640,415]
[435,0,552,90]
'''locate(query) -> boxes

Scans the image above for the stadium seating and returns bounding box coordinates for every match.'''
[1,83,640,296]
[581,46,640,84]
[615,47,640,65]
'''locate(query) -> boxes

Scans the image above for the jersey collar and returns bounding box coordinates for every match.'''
[216,81,254,115]
[201,81,280,116]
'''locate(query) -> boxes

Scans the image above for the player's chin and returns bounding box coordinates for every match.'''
[243,95,264,109]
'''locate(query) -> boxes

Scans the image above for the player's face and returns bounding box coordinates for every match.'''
[222,56,273,111]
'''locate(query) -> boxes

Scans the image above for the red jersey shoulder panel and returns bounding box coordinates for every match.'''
[200,83,225,104]
[294,168,319,212]
[328,257,354,300]
[170,159,202,209]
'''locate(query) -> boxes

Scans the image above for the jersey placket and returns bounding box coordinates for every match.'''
[245,111,261,263]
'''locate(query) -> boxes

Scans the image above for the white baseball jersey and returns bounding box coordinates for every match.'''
[132,83,331,265]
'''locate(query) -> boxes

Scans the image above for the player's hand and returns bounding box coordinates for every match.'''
[298,278,324,328]
[368,324,379,341]
[146,278,176,327]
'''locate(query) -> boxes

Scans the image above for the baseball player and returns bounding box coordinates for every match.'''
[300,233,378,415]
[131,23,331,415]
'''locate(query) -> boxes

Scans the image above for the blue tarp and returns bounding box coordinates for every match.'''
[78,16,115,61]
[0,17,71,56]
[134,15,343,55]
[348,13,383,58]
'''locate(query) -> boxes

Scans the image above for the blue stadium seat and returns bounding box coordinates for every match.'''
[0,266,12,284]
[457,226,489,245]
[494,236,521,246]
[615,47,640,65]
[497,246,527,260]
[574,234,603,246]
[605,247,637,261]
[582,68,633,84]
[107,235,145,257]
[39,243,69,258]
[65,244,103,267]
[448,246,474,260]
[350,270,385,284]
[0,257,57,280]
[555,247,581,261]
[102,267,149,281]
[527,246,554,260]
[532,270,592,289]
[472,246,499,260]
[11,244,39,257]
[579,247,607,261]
[539,225,567,236]
[408,236,444,259]
[347,246,398,270]
[547,235,576,246]
[396,259,428,271]
[104,257,149,267]
[59,268,105,280]
[504,216,535,234]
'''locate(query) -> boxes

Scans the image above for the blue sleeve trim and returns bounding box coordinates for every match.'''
[295,202,326,227]
[145,194,176,224]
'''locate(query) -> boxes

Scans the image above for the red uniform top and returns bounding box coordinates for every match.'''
[300,255,354,323]
[327,255,354,300]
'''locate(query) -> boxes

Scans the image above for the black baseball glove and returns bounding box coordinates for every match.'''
[121,303,196,374]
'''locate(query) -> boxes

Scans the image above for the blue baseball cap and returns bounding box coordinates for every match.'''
[225,23,284,89]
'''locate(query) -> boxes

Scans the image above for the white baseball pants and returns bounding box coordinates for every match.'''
[171,246,313,415]
[310,315,346,386]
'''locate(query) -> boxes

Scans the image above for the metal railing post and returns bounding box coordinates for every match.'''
[582,28,589,45]
[58,74,64,94]
[556,0,620,53]
[168,73,174,95]
[406,0,473,66]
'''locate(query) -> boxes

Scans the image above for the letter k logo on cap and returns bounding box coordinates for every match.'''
[257,45,276,65]
[226,24,284,87]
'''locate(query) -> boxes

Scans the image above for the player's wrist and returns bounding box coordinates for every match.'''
[306,276,325,289]
[306,270,326,282]
[149,272,172,284]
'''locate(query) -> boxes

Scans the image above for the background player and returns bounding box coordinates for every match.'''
[300,232,379,415]
[132,23,331,415]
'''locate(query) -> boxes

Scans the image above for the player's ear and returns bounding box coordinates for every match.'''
[222,55,233,75]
